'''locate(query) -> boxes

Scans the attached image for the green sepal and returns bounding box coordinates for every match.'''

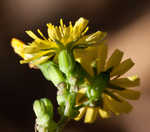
[38,61,65,87]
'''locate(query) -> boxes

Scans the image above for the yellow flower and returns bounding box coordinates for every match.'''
[11,17,106,66]
[74,44,140,123]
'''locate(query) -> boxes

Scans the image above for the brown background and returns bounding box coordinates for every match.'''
[0,0,150,132]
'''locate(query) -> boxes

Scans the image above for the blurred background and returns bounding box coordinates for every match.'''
[0,0,150,132]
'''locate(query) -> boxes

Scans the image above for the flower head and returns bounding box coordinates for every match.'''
[11,17,106,66]
[74,44,140,123]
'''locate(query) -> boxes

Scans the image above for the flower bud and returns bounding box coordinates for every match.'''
[33,98,53,120]
[58,49,75,77]
[38,61,65,87]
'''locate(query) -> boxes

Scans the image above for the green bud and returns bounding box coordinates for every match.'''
[58,49,75,77]
[33,98,53,120]
[38,61,65,87]
[34,98,57,132]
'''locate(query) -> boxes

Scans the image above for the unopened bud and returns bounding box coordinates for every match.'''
[33,98,53,120]
[38,61,65,87]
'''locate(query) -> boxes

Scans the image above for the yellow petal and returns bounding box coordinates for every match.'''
[114,89,141,100]
[76,88,87,105]
[25,30,40,40]
[110,75,140,88]
[85,31,103,43]
[74,46,98,76]
[11,38,26,58]
[97,44,107,73]
[23,45,40,54]
[37,29,47,40]
[110,58,134,77]
[81,26,89,36]
[55,26,62,41]
[98,108,110,118]
[74,107,87,121]
[47,23,56,40]
[73,31,106,48]
[23,41,55,54]
[105,49,123,70]
[103,94,133,115]
[20,50,53,64]
[31,55,53,66]
[84,107,98,123]
[73,17,88,35]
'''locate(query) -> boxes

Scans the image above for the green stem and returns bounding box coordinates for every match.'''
[56,116,70,132]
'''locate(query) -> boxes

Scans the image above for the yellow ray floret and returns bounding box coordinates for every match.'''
[110,75,140,88]
[103,94,133,115]
[75,106,110,123]
[11,38,27,58]
[11,38,53,66]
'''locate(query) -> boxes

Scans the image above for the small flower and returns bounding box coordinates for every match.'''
[74,44,140,123]
[38,61,65,87]
[11,17,106,66]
